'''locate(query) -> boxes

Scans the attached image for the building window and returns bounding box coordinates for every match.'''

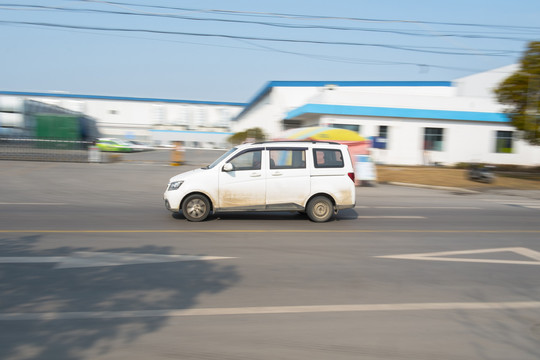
[196,107,207,126]
[153,105,166,125]
[495,131,513,153]
[424,128,444,151]
[330,124,360,133]
[373,125,388,149]
[219,108,230,127]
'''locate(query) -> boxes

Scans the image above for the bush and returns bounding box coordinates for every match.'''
[227,127,266,145]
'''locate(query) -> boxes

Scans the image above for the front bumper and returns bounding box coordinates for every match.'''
[164,193,181,212]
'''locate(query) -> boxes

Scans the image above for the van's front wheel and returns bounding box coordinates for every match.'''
[182,194,211,222]
[306,196,334,222]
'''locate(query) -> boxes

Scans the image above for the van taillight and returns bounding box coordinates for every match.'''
[348,172,355,182]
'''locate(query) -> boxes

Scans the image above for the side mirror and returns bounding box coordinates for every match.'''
[222,163,234,172]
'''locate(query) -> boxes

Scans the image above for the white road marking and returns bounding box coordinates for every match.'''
[482,199,540,209]
[3,229,540,234]
[1,301,539,321]
[483,199,540,203]
[374,206,481,209]
[0,252,235,269]
[356,216,426,219]
[355,206,481,209]
[376,247,540,265]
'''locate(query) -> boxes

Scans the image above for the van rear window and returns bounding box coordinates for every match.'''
[313,149,344,168]
[269,149,306,169]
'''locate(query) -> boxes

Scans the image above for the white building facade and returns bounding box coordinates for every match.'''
[0,92,245,148]
[233,65,540,166]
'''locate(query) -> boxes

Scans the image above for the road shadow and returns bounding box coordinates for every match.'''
[0,234,240,360]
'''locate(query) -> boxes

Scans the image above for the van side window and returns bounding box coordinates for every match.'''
[269,149,306,169]
[229,150,262,171]
[313,149,344,168]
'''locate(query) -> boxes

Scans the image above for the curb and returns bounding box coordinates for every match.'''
[387,182,479,194]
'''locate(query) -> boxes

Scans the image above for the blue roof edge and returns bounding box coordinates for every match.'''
[267,81,453,87]
[0,91,246,107]
[234,80,453,121]
[286,104,510,123]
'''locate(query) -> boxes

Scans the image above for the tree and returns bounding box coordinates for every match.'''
[495,41,540,145]
[227,127,267,145]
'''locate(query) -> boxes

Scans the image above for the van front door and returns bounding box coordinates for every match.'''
[218,149,266,210]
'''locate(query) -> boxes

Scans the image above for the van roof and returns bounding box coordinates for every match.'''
[251,140,341,146]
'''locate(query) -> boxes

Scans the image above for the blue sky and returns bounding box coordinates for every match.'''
[1,0,539,103]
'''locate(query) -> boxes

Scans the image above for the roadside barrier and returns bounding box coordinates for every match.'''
[0,138,95,163]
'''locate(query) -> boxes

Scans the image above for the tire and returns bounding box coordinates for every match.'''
[182,194,211,222]
[306,196,334,223]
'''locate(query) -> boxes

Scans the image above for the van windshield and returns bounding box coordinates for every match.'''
[205,147,237,169]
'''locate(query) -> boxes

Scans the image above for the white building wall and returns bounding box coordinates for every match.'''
[316,113,540,166]
[232,66,540,166]
[232,98,273,135]
[310,86,455,106]
[314,88,502,113]
[454,64,518,98]
[235,84,505,141]
[1,95,243,142]
[0,96,24,112]
[232,87,323,137]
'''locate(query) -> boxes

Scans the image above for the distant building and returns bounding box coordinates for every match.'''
[3,65,540,165]
[233,65,540,166]
[0,92,245,148]
[0,97,100,140]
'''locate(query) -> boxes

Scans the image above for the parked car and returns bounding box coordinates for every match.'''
[467,164,495,183]
[164,141,356,222]
[126,140,153,151]
[96,138,134,152]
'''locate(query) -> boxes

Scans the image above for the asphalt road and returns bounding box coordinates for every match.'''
[1,150,540,360]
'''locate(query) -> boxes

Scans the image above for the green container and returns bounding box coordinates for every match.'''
[34,114,81,149]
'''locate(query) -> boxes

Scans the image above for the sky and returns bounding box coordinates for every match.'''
[1,0,540,103]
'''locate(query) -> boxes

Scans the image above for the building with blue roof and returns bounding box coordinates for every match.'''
[2,64,539,165]
[0,91,245,148]
[232,65,540,166]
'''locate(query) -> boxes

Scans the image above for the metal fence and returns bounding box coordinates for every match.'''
[0,138,97,163]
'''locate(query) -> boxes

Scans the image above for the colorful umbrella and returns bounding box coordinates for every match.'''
[277,126,366,142]
[275,126,371,160]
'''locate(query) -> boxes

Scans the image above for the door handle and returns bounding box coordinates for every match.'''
[250,173,261,177]
[272,171,283,176]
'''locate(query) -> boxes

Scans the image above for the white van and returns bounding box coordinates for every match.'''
[164,141,356,222]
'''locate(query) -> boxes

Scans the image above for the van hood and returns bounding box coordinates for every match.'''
[169,168,206,182]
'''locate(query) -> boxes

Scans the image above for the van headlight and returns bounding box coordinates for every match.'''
[168,181,184,191]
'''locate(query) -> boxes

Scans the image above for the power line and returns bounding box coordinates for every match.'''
[1,18,486,73]
[1,3,537,41]
[0,20,520,57]
[70,0,540,33]
[236,38,484,72]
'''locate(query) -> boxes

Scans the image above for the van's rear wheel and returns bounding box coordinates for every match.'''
[182,194,211,222]
[306,196,333,222]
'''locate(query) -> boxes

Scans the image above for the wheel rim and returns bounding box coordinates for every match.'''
[313,201,330,219]
[186,198,206,219]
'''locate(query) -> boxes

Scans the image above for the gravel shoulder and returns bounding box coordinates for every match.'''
[376,165,540,190]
